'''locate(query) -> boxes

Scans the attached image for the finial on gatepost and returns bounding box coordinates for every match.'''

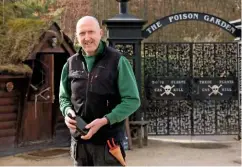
[116,0,130,14]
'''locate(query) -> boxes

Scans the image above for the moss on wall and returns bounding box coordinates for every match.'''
[0,18,49,75]
[0,0,61,75]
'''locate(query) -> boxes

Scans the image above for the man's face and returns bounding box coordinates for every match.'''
[76,19,103,56]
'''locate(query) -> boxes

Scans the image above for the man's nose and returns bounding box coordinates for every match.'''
[84,33,91,40]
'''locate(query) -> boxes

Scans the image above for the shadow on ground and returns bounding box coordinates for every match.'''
[179,142,231,149]
[15,148,70,161]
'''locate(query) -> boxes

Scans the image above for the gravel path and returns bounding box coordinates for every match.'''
[0,140,240,166]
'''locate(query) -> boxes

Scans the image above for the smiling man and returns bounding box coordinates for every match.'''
[59,16,140,166]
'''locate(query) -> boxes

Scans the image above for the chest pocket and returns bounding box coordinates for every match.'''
[69,70,87,79]
[91,66,115,94]
[69,70,88,98]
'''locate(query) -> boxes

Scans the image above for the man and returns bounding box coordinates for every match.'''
[59,16,140,166]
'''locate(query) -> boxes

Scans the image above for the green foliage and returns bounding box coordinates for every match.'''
[14,0,52,15]
[74,44,81,52]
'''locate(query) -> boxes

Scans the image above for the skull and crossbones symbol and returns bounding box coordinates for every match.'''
[208,85,223,96]
[160,85,175,96]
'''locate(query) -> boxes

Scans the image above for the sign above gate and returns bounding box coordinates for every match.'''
[142,12,241,38]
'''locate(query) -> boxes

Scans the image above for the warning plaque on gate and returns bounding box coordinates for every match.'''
[145,77,190,100]
[194,77,238,100]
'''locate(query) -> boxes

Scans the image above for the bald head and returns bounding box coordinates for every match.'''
[76,16,100,32]
[75,16,103,56]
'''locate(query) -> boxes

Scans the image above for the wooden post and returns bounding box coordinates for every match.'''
[125,118,132,150]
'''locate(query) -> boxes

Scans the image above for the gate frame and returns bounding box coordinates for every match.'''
[103,0,241,131]
[143,42,240,135]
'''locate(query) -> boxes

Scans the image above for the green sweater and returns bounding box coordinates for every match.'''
[59,41,140,125]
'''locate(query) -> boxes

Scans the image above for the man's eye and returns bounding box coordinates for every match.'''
[79,32,85,36]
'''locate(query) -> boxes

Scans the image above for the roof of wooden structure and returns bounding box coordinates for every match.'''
[26,22,76,60]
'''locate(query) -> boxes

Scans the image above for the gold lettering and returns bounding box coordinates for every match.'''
[173,88,183,92]
[221,88,232,91]
[154,88,163,92]
[170,80,186,84]
[219,80,234,84]
[202,88,210,92]
[199,80,212,84]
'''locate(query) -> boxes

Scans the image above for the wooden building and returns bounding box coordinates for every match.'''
[0,22,75,156]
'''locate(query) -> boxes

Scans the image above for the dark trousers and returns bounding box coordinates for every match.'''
[70,137,126,166]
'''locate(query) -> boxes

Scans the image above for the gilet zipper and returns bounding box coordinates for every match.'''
[82,62,89,117]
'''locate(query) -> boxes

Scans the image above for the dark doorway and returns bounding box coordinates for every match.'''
[52,53,70,145]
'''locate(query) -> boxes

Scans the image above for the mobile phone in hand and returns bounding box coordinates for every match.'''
[67,113,88,136]
[75,116,89,136]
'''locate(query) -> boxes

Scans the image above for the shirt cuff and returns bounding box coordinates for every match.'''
[64,107,72,116]
[104,115,110,125]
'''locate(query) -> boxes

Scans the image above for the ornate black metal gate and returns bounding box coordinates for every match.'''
[144,42,239,135]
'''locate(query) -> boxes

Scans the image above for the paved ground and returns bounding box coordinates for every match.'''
[0,136,241,166]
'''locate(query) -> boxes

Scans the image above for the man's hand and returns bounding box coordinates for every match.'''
[64,108,77,131]
[81,117,108,140]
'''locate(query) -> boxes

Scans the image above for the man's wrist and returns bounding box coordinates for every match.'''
[101,116,109,126]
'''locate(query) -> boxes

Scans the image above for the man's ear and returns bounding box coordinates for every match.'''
[100,29,104,37]
[75,31,79,37]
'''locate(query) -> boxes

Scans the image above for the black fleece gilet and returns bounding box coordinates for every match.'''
[67,45,125,144]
